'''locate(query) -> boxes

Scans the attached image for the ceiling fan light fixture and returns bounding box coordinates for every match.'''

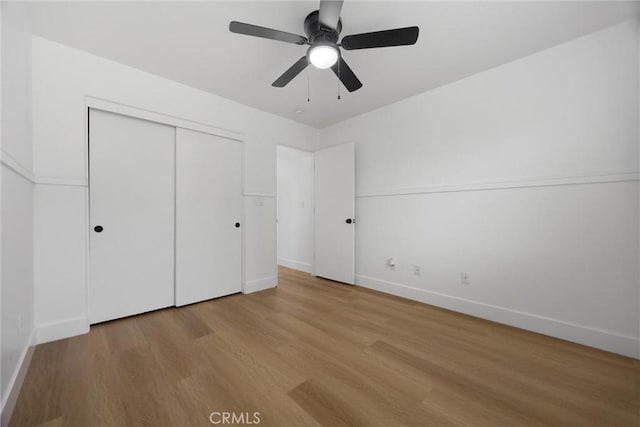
[308,43,339,69]
[230,0,419,92]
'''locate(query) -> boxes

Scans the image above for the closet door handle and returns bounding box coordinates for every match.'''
[94,225,104,233]
[235,222,240,228]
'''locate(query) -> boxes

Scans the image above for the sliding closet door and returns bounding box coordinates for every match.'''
[175,128,242,306]
[89,109,175,324]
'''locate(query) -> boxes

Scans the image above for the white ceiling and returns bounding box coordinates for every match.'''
[27,1,640,128]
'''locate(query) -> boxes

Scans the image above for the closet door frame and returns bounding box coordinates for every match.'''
[84,96,245,323]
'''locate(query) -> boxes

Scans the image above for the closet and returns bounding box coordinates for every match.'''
[88,108,242,324]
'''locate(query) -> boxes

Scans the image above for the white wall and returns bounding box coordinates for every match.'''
[0,0,35,418]
[23,12,640,359]
[277,145,313,273]
[319,20,640,357]
[31,36,317,343]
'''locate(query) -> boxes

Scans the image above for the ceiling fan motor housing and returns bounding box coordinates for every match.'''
[304,10,342,44]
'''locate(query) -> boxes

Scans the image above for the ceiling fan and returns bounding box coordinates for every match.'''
[229,0,419,92]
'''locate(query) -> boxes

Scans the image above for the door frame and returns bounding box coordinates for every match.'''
[84,96,245,322]
[275,143,315,275]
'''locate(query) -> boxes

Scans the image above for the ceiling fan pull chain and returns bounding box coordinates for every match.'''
[337,59,341,100]
[307,62,310,103]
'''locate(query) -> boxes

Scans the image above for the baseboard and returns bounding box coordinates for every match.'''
[277,258,312,274]
[36,316,89,345]
[243,276,277,294]
[356,274,639,358]
[1,330,36,427]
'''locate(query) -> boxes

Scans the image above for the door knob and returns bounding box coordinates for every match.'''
[346,218,353,224]
[235,222,240,228]
[94,225,104,233]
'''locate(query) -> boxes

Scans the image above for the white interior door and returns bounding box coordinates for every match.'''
[89,109,175,324]
[175,128,242,306]
[314,143,355,284]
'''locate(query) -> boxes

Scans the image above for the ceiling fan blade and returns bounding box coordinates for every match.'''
[272,56,309,87]
[229,21,307,45]
[331,57,362,92]
[341,26,419,50]
[319,0,344,30]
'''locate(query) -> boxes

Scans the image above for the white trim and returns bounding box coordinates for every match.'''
[272,143,278,291]
[173,128,178,306]
[35,317,89,345]
[274,142,279,290]
[84,105,91,328]
[278,258,312,274]
[1,330,36,427]
[312,153,316,277]
[242,276,277,294]
[33,176,86,187]
[85,96,244,142]
[277,143,314,153]
[0,153,87,187]
[357,173,640,198]
[240,131,247,299]
[244,192,276,198]
[0,151,35,183]
[356,274,639,358]
[637,15,640,361]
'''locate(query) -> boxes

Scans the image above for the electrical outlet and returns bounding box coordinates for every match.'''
[413,265,421,275]
[19,314,24,330]
[461,272,470,285]
[388,257,396,271]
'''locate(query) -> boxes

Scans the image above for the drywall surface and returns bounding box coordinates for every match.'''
[277,145,314,273]
[1,0,34,416]
[31,35,317,342]
[0,169,33,412]
[319,20,640,357]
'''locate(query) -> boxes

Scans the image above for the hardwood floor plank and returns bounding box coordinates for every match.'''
[9,266,640,426]
[277,342,453,426]
[186,333,318,426]
[100,316,148,355]
[288,379,373,427]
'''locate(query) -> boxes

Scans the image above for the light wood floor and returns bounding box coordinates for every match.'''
[10,267,640,426]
